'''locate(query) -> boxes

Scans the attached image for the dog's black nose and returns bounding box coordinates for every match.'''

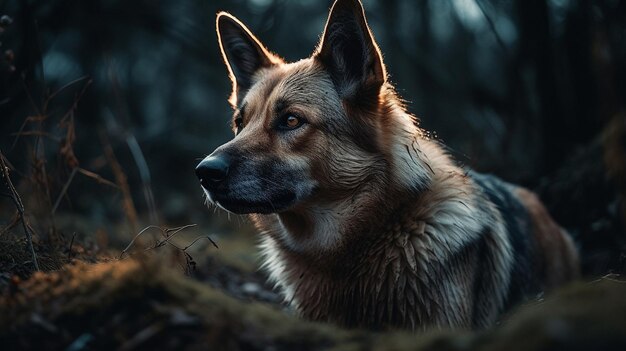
[196,155,230,186]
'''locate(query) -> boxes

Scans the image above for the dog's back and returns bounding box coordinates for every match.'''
[470,172,579,312]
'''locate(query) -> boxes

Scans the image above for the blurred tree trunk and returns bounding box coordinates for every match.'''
[516,0,562,174]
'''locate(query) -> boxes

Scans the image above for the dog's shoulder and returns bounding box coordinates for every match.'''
[466,171,539,301]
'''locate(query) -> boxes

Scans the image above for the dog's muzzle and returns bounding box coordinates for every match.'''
[195,154,230,189]
[195,151,309,214]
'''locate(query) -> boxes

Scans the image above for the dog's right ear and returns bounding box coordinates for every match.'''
[216,13,281,105]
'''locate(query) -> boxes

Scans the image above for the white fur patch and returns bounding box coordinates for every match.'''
[276,205,345,253]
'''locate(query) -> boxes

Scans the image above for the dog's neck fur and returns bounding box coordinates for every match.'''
[251,99,513,330]
[273,91,431,257]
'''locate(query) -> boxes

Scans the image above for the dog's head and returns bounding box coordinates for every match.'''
[197,0,418,215]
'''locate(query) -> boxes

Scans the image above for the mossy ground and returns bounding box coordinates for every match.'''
[1,253,626,350]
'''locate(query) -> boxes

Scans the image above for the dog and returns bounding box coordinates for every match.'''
[196,0,579,331]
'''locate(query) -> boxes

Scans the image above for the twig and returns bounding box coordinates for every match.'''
[119,225,162,259]
[54,80,89,215]
[170,233,218,276]
[119,224,197,258]
[77,167,119,189]
[0,149,39,270]
[182,235,219,251]
[10,131,61,142]
[126,134,158,223]
[100,131,138,233]
[147,224,198,250]
[10,115,46,151]
[67,232,77,261]
[105,61,158,223]
[58,110,78,169]
[119,224,218,269]
[182,251,196,275]
[29,112,54,222]
[57,78,92,122]
[51,167,77,215]
[102,110,158,223]
[19,75,42,117]
[47,75,90,102]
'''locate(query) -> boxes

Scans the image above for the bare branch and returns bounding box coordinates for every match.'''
[67,232,77,261]
[9,131,61,142]
[0,149,39,270]
[145,224,199,250]
[118,224,218,276]
[47,75,90,102]
[126,134,158,223]
[77,167,119,189]
[51,167,78,215]
[119,225,163,259]
[182,235,219,251]
[100,131,138,233]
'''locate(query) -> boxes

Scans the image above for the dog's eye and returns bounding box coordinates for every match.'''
[277,114,304,131]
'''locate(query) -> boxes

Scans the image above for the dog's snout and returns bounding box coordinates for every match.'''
[196,154,230,186]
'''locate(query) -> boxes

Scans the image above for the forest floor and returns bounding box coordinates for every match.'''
[1,220,626,351]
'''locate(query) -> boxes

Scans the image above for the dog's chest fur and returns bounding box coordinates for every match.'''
[253,164,521,330]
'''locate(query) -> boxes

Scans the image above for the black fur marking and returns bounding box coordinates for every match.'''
[469,171,539,309]
[274,98,287,115]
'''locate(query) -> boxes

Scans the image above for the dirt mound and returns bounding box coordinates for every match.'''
[1,258,626,350]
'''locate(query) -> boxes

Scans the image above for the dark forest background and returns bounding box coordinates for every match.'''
[0,0,625,274]
[1,1,626,349]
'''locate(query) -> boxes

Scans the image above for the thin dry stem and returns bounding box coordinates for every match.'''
[76,168,119,189]
[100,131,138,234]
[51,167,78,215]
[0,149,39,270]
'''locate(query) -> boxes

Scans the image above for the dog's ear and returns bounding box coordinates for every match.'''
[315,0,386,99]
[217,12,280,105]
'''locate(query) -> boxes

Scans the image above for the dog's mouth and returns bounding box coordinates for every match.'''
[207,190,297,214]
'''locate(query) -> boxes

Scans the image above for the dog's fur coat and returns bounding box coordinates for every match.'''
[197,0,579,331]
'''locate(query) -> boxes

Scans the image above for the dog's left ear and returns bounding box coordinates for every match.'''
[217,12,281,105]
[315,0,386,99]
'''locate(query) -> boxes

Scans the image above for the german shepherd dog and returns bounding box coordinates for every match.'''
[196,0,579,331]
